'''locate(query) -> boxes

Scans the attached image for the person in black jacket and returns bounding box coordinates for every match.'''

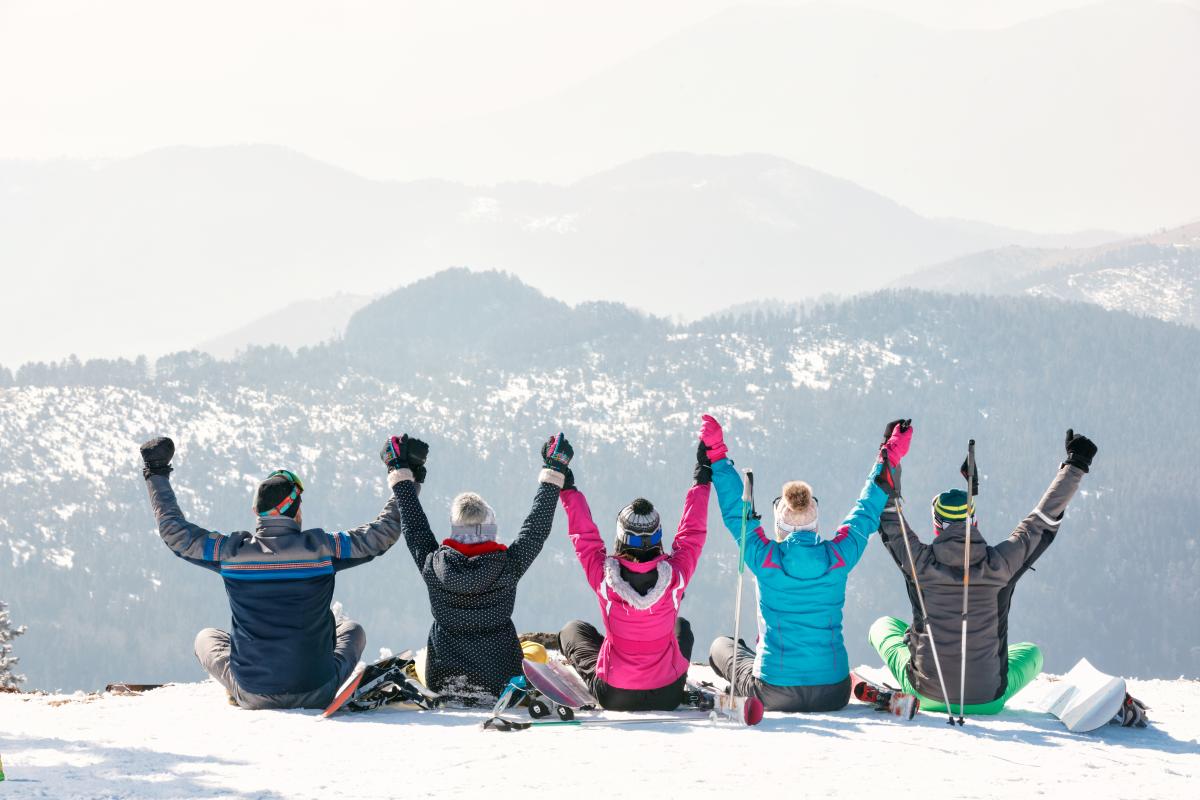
[387,432,571,699]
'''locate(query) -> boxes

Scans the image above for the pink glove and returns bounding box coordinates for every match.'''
[880,419,913,465]
[700,414,728,462]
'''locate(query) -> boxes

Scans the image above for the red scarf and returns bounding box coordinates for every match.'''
[442,539,508,557]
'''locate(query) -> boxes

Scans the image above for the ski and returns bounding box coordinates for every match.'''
[104,683,168,694]
[482,705,762,732]
[850,672,919,721]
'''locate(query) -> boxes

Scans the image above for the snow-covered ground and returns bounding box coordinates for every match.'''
[1,665,1196,800]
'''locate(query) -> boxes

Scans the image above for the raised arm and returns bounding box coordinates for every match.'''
[562,485,606,589]
[507,433,572,576]
[329,436,430,569]
[992,430,1094,574]
[667,435,713,582]
[139,437,223,572]
[380,434,438,568]
[704,416,771,574]
[827,461,889,572]
[870,422,933,573]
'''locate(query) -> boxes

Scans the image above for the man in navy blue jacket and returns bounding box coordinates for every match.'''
[139,435,411,709]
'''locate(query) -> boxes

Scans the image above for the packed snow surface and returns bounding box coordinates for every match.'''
[1,666,1196,799]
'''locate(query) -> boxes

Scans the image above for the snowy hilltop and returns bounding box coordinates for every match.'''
[1,664,1196,799]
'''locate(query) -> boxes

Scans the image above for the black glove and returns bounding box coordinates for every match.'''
[561,466,576,492]
[693,440,712,485]
[960,456,980,495]
[881,419,912,443]
[381,434,430,472]
[875,460,901,497]
[1063,429,1097,473]
[139,437,175,478]
[541,433,573,474]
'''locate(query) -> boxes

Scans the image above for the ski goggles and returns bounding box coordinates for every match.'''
[259,469,305,517]
[771,495,819,534]
[619,527,663,549]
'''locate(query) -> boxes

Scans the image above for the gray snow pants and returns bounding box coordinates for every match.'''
[709,636,851,712]
[193,621,365,710]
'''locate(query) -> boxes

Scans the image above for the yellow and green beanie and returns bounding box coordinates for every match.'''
[933,488,975,523]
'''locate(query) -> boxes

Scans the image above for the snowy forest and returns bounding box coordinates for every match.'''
[2,269,1196,692]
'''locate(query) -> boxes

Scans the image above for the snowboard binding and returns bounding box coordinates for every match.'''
[344,655,444,712]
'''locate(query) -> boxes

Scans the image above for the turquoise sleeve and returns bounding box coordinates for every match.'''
[711,457,769,570]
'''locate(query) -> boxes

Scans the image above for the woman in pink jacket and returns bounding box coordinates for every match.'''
[556,429,711,711]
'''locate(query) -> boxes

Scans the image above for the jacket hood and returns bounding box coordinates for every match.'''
[604,557,673,610]
[931,520,989,567]
[612,552,668,572]
[254,516,301,536]
[769,530,840,579]
[431,545,508,593]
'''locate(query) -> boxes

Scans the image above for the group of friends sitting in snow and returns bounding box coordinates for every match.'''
[137,415,1096,715]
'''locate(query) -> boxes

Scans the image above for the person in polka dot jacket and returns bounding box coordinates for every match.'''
[384,431,572,699]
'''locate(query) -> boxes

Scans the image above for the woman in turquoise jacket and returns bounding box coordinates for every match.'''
[702,415,911,711]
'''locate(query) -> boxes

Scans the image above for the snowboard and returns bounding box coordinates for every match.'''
[1034,657,1127,733]
[320,662,367,717]
[850,672,919,721]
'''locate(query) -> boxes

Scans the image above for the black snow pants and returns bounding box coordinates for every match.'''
[558,618,694,712]
[709,636,850,712]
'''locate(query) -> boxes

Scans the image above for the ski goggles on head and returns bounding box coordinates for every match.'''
[267,469,305,494]
[619,527,663,550]
[771,495,819,534]
[259,469,305,517]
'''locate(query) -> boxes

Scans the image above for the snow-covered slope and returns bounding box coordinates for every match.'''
[897,221,1200,326]
[1,664,1196,799]
[3,274,1198,692]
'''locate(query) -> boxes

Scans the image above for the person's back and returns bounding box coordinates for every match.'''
[138,437,407,709]
[556,426,710,711]
[872,429,1097,713]
[705,415,904,711]
[390,433,568,698]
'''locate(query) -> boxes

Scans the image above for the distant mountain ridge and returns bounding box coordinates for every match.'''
[378,1,1200,233]
[0,145,1120,368]
[896,221,1200,326]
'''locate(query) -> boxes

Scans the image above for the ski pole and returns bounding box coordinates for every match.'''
[893,493,956,725]
[957,439,976,726]
[729,468,754,711]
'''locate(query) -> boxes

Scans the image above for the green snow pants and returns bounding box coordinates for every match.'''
[868,616,1043,715]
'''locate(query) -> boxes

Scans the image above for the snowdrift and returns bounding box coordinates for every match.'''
[1,666,1196,799]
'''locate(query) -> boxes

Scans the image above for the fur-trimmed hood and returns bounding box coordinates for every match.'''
[603,556,673,610]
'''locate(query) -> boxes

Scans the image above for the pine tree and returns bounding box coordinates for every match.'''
[0,600,26,690]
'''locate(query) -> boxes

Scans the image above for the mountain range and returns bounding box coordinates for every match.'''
[2,269,1196,691]
[0,145,1120,368]
[380,1,1200,233]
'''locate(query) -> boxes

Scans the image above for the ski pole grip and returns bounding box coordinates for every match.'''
[741,468,754,502]
[967,439,976,483]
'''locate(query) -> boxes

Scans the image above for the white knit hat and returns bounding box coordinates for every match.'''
[773,481,819,542]
[449,492,498,545]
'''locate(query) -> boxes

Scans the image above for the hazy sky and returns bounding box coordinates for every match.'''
[2,0,1197,369]
[3,0,1197,230]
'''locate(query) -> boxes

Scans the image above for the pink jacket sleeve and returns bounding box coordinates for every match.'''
[667,483,710,584]
[561,488,606,588]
